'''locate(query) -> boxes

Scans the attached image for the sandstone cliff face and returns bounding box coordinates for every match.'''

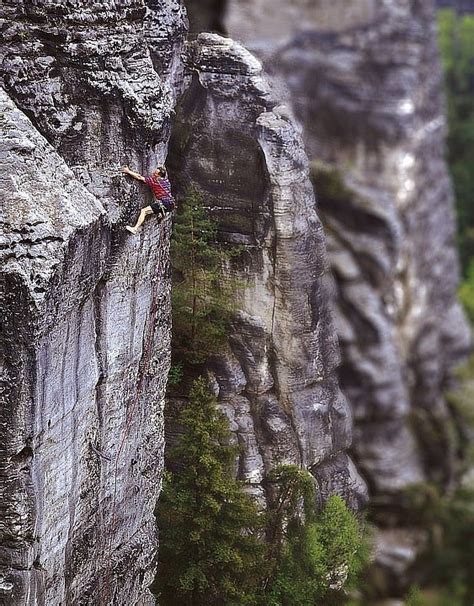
[2,0,468,602]
[168,33,367,510]
[188,0,471,591]
[1,1,366,603]
[0,1,185,603]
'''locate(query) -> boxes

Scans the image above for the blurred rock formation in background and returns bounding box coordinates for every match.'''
[184,0,471,595]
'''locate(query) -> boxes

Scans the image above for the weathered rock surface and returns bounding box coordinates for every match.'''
[1,1,366,602]
[184,0,471,592]
[2,0,468,602]
[167,33,367,510]
[0,0,186,603]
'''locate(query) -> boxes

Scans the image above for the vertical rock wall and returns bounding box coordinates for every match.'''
[0,1,187,603]
[184,0,471,592]
[2,1,365,602]
[167,33,367,509]
[2,0,468,601]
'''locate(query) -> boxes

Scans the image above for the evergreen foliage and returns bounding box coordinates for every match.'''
[447,355,474,462]
[316,495,367,594]
[459,259,474,322]
[433,485,474,606]
[405,585,425,606]
[439,358,474,606]
[167,362,184,387]
[164,187,368,603]
[264,465,367,606]
[425,358,474,605]
[155,378,264,606]
[438,9,474,277]
[156,418,367,606]
[265,465,317,554]
[402,477,474,605]
[267,521,326,606]
[170,185,237,365]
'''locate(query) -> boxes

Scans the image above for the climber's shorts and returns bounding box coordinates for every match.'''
[150,201,166,215]
[150,198,175,215]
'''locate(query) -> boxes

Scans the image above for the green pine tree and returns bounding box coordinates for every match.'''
[459,259,474,323]
[155,377,265,606]
[315,494,366,602]
[171,185,235,365]
[264,465,323,606]
[264,466,367,606]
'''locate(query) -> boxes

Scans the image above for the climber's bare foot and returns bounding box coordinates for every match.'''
[126,225,138,234]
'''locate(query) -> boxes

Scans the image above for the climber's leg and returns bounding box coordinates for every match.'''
[126,206,153,234]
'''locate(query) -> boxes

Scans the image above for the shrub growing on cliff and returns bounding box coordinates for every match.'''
[401,476,474,605]
[264,465,367,606]
[155,377,264,605]
[434,357,474,604]
[433,485,474,605]
[170,185,237,365]
[447,355,474,462]
[459,260,474,322]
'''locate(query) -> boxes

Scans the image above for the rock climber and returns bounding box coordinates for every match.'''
[122,165,175,234]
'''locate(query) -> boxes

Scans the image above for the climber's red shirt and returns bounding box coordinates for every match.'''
[144,175,172,200]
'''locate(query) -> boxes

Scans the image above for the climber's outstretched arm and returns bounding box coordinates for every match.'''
[122,166,146,182]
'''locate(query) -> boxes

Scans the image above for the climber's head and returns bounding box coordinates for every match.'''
[153,166,167,179]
